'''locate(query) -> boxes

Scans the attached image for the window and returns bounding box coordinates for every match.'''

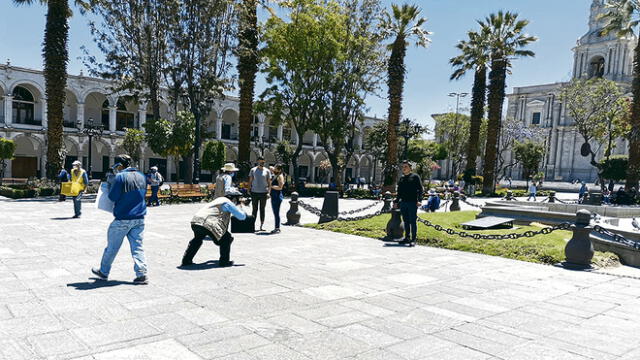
[116,99,135,131]
[101,100,110,129]
[12,86,37,125]
[222,123,232,139]
[589,56,605,78]
[532,112,541,125]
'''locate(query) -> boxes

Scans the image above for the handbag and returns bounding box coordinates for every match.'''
[231,215,255,233]
[95,182,115,212]
[60,182,82,197]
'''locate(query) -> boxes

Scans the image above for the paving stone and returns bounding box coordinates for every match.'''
[282,331,371,360]
[0,314,64,337]
[386,335,459,360]
[143,312,203,336]
[177,307,228,326]
[265,313,327,335]
[336,323,402,347]
[496,341,590,360]
[191,334,271,359]
[28,330,87,357]
[71,319,161,348]
[245,343,311,360]
[316,310,372,328]
[302,285,363,301]
[0,339,38,360]
[93,339,201,360]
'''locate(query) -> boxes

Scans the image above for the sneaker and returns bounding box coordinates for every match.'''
[72,215,80,219]
[180,261,194,267]
[133,275,148,285]
[91,268,108,280]
[271,228,281,234]
[218,261,234,268]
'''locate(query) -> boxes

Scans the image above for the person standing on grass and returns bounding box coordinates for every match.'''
[91,155,149,285]
[249,156,272,232]
[146,166,163,207]
[396,161,423,246]
[269,164,285,234]
[70,160,89,218]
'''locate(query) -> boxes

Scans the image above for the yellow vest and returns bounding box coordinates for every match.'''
[71,169,87,191]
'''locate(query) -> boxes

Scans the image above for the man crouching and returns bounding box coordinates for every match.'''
[181,189,247,268]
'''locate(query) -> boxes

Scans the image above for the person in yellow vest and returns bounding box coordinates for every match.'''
[70,160,89,218]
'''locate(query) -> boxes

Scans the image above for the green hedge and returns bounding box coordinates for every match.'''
[0,186,58,199]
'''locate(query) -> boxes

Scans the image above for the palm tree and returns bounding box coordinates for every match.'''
[236,0,259,180]
[450,29,490,183]
[600,0,640,190]
[479,11,537,195]
[13,0,88,179]
[381,3,430,188]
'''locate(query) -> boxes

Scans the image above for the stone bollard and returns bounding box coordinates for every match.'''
[505,190,514,201]
[382,191,393,213]
[548,190,556,203]
[318,191,339,224]
[385,207,405,241]
[564,209,594,268]
[450,191,461,211]
[286,192,301,225]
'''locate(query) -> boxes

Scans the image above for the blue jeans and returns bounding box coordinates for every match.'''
[100,219,147,277]
[73,191,83,216]
[399,201,418,241]
[270,190,283,229]
[148,186,160,206]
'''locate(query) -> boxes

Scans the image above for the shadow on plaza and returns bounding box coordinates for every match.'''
[177,260,245,271]
[67,279,136,290]
[51,216,79,220]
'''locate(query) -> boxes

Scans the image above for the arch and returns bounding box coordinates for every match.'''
[64,89,79,128]
[11,85,41,125]
[221,108,239,140]
[80,137,113,174]
[588,55,605,78]
[0,79,8,94]
[10,134,42,177]
[80,87,111,104]
[63,137,80,156]
[9,79,45,97]
[84,91,109,128]
[225,146,238,162]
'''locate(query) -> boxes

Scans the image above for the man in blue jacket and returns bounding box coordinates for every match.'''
[91,154,149,284]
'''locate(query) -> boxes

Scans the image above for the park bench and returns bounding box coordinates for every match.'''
[1,178,28,185]
[145,185,171,200]
[170,184,206,200]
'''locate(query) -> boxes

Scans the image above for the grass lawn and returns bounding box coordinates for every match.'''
[307,211,619,267]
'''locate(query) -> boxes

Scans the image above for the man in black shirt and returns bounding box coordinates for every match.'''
[396,161,423,246]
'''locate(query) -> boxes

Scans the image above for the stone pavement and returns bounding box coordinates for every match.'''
[2,198,640,359]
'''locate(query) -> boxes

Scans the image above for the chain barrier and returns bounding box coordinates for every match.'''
[555,198,580,204]
[297,199,389,222]
[337,200,383,215]
[416,217,571,240]
[459,196,483,209]
[593,225,640,250]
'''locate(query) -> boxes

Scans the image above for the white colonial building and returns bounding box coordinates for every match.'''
[506,0,632,182]
[0,64,382,183]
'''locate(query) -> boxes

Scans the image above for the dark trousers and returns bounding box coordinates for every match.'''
[148,186,160,206]
[252,192,268,224]
[59,194,66,202]
[73,192,83,217]
[182,224,233,265]
[399,201,418,241]
[271,193,282,229]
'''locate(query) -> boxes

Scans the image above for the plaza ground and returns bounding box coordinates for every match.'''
[1,197,640,359]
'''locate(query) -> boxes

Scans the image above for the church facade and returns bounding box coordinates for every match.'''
[506,0,633,182]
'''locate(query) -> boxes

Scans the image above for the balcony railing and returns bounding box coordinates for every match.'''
[14,118,42,126]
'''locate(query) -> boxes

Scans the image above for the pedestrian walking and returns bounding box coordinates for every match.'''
[214,163,238,199]
[396,161,423,246]
[270,164,285,234]
[70,161,89,218]
[249,156,272,232]
[91,155,149,284]
[57,167,70,201]
[579,182,588,203]
[146,166,164,206]
[181,189,247,267]
[527,182,537,201]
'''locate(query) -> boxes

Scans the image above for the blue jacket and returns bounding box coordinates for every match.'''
[108,167,147,220]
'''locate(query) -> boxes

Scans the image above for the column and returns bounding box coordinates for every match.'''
[4,95,12,126]
[313,134,318,147]
[41,98,48,129]
[216,113,222,140]
[277,125,283,141]
[109,106,117,132]
[77,102,85,128]
[138,104,147,130]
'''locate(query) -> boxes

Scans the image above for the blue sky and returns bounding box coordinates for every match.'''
[1,0,590,132]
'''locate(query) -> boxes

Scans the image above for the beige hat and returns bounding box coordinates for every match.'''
[221,163,239,172]
[72,160,82,167]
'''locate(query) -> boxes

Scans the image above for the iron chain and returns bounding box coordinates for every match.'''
[593,225,640,250]
[416,217,571,240]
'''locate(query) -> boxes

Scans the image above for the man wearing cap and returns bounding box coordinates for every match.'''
[181,189,247,267]
[215,163,239,199]
[146,166,164,206]
[70,160,89,218]
[91,154,149,284]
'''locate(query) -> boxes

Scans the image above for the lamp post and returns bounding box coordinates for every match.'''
[252,134,272,158]
[447,92,468,178]
[398,118,423,161]
[76,117,104,179]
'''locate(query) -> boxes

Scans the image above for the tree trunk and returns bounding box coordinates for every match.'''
[44,0,69,179]
[236,0,258,181]
[464,66,487,178]
[384,37,406,187]
[626,39,640,190]
[482,60,507,195]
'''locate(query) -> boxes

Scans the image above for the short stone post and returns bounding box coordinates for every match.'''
[385,207,405,241]
[450,191,461,212]
[286,192,301,225]
[505,190,514,201]
[381,191,393,212]
[564,209,594,268]
[548,190,556,203]
[318,191,339,224]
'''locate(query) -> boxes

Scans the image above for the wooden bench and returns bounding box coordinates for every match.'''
[145,185,170,199]
[170,184,206,200]
[1,178,28,185]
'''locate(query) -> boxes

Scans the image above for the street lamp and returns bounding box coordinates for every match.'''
[252,134,272,158]
[397,118,424,161]
[76,117,104,179]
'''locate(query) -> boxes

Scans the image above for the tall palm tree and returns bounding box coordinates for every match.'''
[381,3,430,188]
[450,29,490,182]
[13,0,88,179]
[600,0,640,190]
[479,11,537,195]
[236,0,259,179]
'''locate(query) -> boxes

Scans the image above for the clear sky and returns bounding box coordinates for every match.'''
[0,0,590,133]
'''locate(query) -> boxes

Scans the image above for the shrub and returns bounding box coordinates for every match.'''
[0,186,36,199]
[344,188,376,199]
